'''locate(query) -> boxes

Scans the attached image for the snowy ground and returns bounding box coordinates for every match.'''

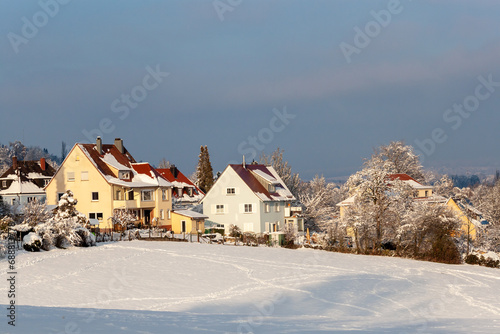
[2,241,500,334]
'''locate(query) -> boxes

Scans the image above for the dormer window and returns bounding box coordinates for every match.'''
[268,184,275,192]
[188,188,193,197]
[119,171,131,180]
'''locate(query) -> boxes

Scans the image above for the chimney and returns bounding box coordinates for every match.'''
[114,138,124,154]
[40,158,46,171]
[12,156,18,170]
[170,164,178,178]
[242,155,246,169]
[96,136,103,155]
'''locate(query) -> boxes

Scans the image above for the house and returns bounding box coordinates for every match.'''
[202,161,303,234]
[0,157,56,207]
[45,137,173,232]
[446,197,488,241]
[156,165,204,209]
[171,210,208,234]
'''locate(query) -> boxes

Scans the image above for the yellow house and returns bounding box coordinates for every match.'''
[45,137,173,232]
[446,198,483,240]
[171,210,208,234]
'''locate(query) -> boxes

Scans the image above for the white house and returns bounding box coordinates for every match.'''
[202,162,303,234]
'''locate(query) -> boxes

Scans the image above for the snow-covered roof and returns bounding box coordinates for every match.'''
[78,144,172,189]
[336,195,356,206]
[173,210,208,219]
[226,164,295,202]
[0,179,45,195]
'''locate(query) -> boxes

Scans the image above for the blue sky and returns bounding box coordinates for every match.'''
[1,0,500,179]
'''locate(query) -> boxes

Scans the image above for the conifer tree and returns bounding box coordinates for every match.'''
[196,146,214,193]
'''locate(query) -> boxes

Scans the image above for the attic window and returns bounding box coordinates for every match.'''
[67,172,75,182]
[268,184,275,192]
[2,180,6,188]
[119,171,131,180]
[227,188,235,195]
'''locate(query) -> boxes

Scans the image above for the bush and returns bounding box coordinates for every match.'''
[23,232,42,252]
[465,254,480,265]
[427,236,461,264]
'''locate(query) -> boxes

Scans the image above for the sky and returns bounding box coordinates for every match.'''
[1,0,500,180]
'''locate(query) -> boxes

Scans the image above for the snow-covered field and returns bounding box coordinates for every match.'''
[2,241,500,334]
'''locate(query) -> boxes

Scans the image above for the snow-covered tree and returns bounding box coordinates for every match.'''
[343,156,415,252]
[433,174,455,198]
[397,201,461,262]
[35,190,93,249]
[109,209,137,240]
[0,196,10,218]
[260,148,301,197]
[299,175,345,232]
[196,146,214,193]
[158,158,171,169]
[371,141,425,182]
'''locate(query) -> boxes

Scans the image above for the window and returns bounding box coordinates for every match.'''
[141,190,154,201]
[119,171,130,180]
[43,179,49,186]
[243,223,254,232]
[275,203,280,212]
[188,188,193,196]
[265,203,270,213]
[128,190,134,200]
[27,197,35,203]
[92,192,99,201]
[244,204,253,213]
[177,188,183,197]
[67,172,75,182]
[227,188,235,195]
[89,213,103,220]
[181,221,186,233]
[57,192,64,201]
[268,184,275,192]
[11,198,16,205]
[425,190,429,197]
[167,209,171,220]
[160,209,165,219]
[115,189,122,200]
[2,180,7,188]
[216,204,225,214]
[81,171,89,181]
[162,189,168,201]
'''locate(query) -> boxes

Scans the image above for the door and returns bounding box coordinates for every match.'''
[181,221,186,233]
[144,210,151,225]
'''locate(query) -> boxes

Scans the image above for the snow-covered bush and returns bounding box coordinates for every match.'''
[23,232,42,252]
[34,190,94,250]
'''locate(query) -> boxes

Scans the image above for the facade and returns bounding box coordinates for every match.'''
[171,210,208,234]
[202,162,301,234]
[0,157,56,207]
[156,165,204,209]
[45,137,173,231]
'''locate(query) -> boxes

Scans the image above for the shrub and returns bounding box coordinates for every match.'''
[427,236,461,264]
[465,254,480,265]
[23,232,42,252]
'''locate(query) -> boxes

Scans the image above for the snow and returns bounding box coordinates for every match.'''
[174,210,208,219]
[101,153,131,171]
[251,169,278,183]
[22,232,41,245]
[1,242,500,333]
[0,180,44,195]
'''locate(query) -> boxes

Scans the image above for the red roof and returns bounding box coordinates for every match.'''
[387,173,421,184]
[157,168,204,195]
[80,143,136,179]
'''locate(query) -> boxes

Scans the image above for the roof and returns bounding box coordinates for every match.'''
[0,179,45,195]
[228,164,295,202]
[77,143,172,188]
[173,210,208,219]
[0,159,56,179]
[387,174,431,190]
[157,168,204,194]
